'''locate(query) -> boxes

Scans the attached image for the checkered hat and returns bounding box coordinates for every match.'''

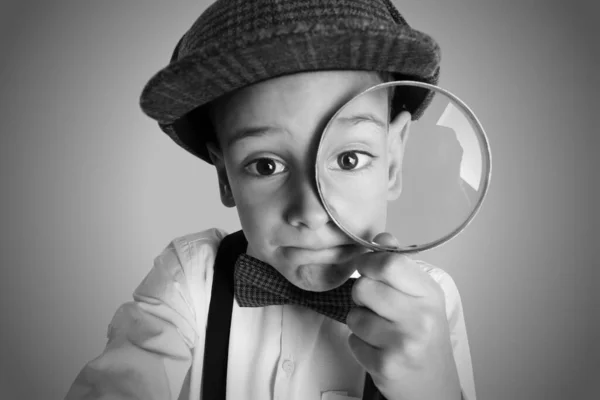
[139,0,441,163]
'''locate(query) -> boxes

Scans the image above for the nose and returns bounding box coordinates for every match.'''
[284,173,330,230]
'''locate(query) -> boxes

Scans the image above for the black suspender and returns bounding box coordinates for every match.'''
[200,230,382,400]
[201,230,247,400]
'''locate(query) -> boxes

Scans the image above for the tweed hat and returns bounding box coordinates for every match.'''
[139,0,441,164]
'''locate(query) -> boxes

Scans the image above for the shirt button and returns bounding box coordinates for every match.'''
[282,360,295,376]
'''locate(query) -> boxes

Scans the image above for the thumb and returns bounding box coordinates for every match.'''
[371,232,400,248]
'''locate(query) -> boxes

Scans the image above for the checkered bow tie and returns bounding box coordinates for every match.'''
[234,253,357,324]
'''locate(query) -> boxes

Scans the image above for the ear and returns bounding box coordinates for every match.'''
[387,111,411,201]
[207,142,236,208]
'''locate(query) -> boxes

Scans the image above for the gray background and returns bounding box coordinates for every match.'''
[0,0,598,399]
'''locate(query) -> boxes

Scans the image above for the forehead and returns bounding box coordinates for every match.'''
[210,70,386,149]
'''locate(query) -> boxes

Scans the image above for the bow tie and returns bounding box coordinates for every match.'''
[234,253,357,324]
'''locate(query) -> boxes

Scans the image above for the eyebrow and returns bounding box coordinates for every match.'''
[225,126,289,148]
[334,113,388,130]
[225,113,386,148]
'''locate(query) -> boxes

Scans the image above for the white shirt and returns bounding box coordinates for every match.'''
[65,228,476,400]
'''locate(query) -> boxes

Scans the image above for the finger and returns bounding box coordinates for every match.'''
[346,251,431,298]
[351,277,425,337]
[352,276,411,320]
[338,231,434,297]
[348,333,401,382]
[346,306,404,349]
[371,232,401,248]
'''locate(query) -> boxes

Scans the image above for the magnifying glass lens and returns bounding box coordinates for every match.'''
[315,81,491,253]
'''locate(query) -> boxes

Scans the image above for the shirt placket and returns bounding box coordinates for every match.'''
[273,304,294,400]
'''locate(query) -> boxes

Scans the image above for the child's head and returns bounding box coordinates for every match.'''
[139,0,440,291]
[204,69,413,291]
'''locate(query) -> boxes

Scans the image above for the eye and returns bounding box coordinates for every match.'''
[333,151,374,171]
[245,157,287,176]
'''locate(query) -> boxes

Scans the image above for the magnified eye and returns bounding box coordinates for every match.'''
[245,157,287,176]
[334,151,374,171]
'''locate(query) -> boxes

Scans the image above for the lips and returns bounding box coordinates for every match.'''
[291,243,353,251]
[280,244,362,265]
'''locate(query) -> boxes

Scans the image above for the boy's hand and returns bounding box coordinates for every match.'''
[344,233,462,400]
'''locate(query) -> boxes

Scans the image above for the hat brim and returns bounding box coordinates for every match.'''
[140,18,440,162]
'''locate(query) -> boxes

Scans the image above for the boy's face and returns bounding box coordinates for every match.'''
[208,70,408,292]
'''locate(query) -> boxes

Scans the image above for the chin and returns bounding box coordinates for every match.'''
[273,244,365,290]
[293,263,355,292]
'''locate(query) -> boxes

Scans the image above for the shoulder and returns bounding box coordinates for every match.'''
[162,227,229,277]
[139,227,228,289]
[161,227,228,262]
[131,228,229,342]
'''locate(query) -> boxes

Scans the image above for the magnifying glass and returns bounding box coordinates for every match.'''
[315,81,492,253]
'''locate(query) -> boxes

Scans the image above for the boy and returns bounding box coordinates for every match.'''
[66,0,476,399]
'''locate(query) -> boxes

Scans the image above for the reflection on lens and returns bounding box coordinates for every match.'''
[315,81,491,253]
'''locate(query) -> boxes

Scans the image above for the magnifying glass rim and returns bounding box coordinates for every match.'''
[315,80,493,253]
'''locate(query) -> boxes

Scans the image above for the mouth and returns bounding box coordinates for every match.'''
[281,244,363,265]
[292,243,355,250]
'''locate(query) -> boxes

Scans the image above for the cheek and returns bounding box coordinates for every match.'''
[320,165,388,236]
[234,183,277,223]
[229,177,286,244]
